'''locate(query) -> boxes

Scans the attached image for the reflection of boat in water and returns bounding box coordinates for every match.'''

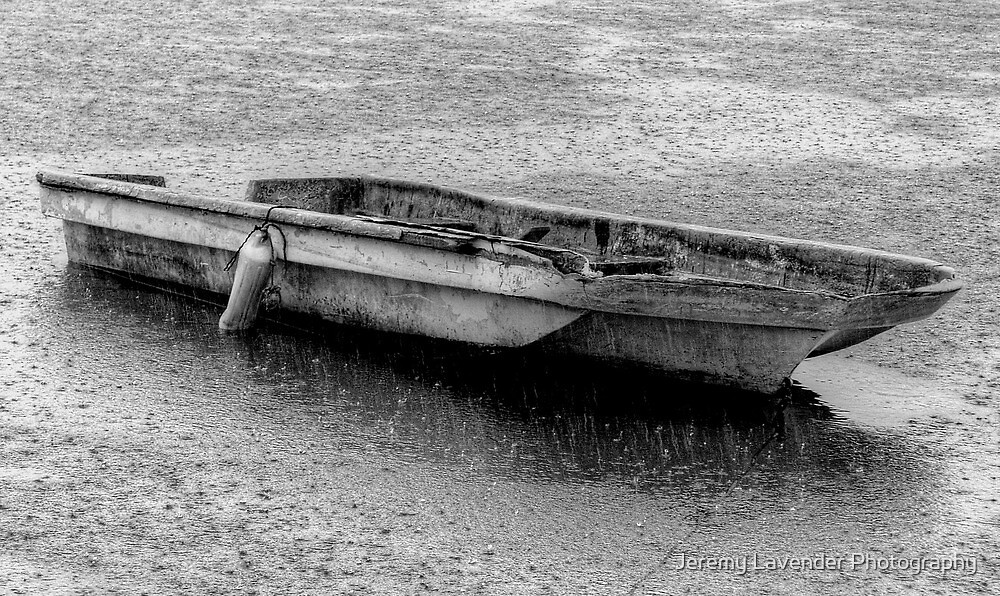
[46,267,932,493]
[38,170,961,394]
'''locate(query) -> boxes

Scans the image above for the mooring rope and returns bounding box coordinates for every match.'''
[224,205,298,271]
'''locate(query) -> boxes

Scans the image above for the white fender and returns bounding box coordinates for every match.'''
[219,229,274,331]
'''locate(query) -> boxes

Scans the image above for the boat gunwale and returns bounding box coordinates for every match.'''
[36,169,963,301]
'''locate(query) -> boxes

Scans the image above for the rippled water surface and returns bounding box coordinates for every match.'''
[4,258,994,594]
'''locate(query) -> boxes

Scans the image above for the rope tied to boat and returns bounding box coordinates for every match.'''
[224,205,292,272]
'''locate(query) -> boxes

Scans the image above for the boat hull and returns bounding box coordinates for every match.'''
[60,220,826,392]
[61,221,585,348]
[536,312,829,392]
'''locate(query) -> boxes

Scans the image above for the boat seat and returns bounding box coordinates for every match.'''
[590,255,675,276]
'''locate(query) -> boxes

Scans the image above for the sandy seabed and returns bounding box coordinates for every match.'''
[1,1,998,594]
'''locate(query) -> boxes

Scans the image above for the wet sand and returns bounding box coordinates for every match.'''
[2,0,998,593]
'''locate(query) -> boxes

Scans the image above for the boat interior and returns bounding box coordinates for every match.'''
[243,176,955,298]
[56,172,955,299]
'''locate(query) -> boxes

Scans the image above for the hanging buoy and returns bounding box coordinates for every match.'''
[219,229,274,332]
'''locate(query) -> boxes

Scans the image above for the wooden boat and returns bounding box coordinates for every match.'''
[37,170,962,394]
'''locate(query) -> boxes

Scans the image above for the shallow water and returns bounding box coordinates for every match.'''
[3,255,995,594]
